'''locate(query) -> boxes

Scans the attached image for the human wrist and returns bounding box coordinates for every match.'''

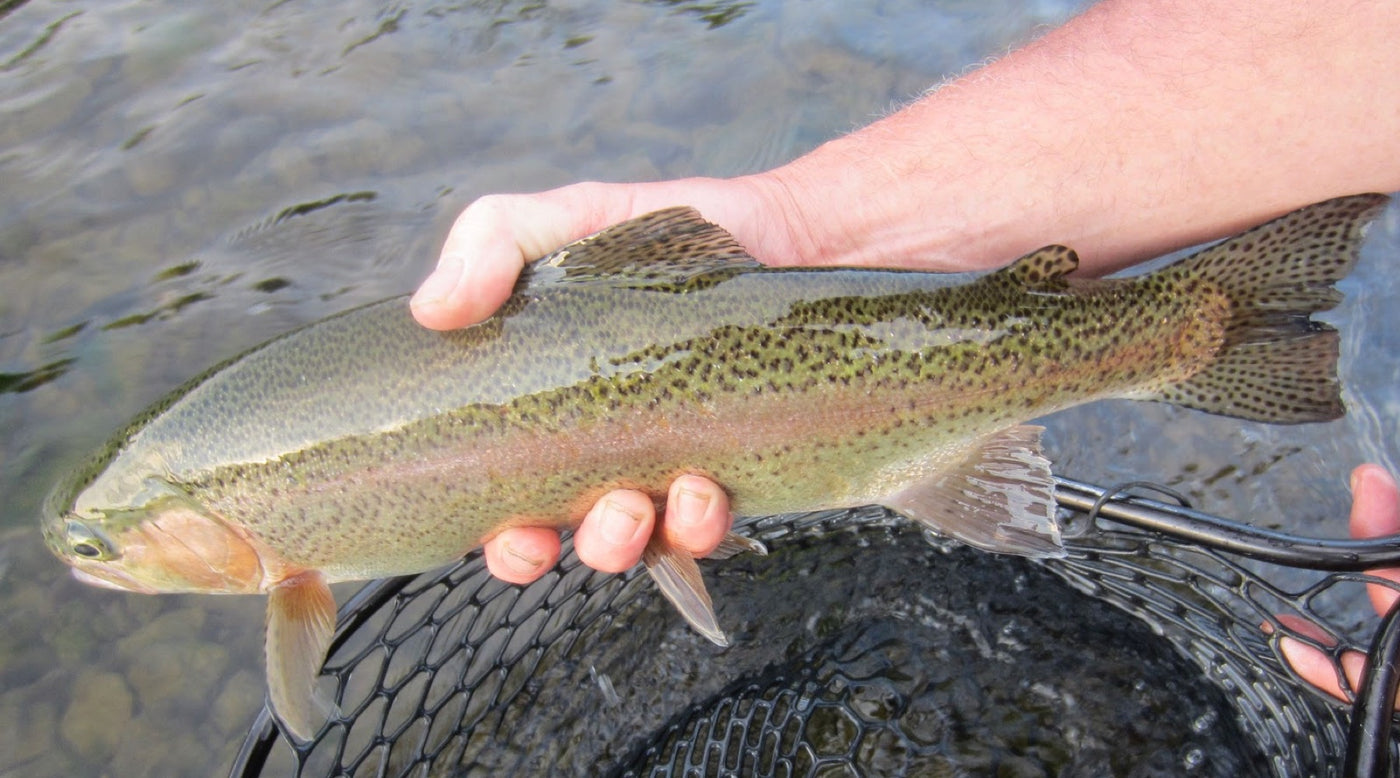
[753,127,1030,274]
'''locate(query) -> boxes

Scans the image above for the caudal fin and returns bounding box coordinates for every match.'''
[1150,194,1389,423]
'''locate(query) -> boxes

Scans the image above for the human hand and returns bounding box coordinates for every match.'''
[409,177,806,330]
[411,178,796,584]
[1276,464,1400,700]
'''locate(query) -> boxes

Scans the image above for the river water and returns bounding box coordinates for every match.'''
[2,0,1397,775]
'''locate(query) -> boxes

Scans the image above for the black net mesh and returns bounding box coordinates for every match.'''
[230,476,1400,777]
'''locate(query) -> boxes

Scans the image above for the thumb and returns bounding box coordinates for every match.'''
[410,184,633,330]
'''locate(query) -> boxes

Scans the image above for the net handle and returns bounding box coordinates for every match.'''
[1345,596,1400,778]
[1055,476,1400,571]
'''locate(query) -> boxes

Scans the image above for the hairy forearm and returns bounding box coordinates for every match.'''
[757,0,1400,274]
[416,0,1398,330]
[428,0,1399,591]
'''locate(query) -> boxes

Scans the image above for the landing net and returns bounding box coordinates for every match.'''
[229,476,1400,777]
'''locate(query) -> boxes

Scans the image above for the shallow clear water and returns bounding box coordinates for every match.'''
[1,0,1396,775]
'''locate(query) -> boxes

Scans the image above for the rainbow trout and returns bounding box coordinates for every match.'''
[43,194,1388,740]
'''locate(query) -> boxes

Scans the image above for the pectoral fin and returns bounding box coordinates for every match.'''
[642,534,729,647]
[265,571,338,742]
[882,424,1064,557]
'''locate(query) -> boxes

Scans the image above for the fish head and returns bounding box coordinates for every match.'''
[43,465,266,595]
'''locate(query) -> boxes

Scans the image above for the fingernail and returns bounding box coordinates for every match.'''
[672,487,711,528]
[500,541,544,576]
[411,252,464,307]
[598,499,644,545]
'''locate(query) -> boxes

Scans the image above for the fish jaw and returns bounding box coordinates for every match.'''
[70,567,157,593]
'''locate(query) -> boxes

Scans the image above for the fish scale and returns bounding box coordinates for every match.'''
[187,261,1220,575]
[43,194,1391,741]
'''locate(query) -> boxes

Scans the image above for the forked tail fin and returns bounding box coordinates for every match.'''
[1149,194,1389,423]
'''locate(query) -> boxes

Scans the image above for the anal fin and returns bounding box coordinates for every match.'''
[642,534,729,647]
[266,571,338,742]
[881,424,1064,558]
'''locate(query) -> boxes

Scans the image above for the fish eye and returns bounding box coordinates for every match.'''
[65,520,117,561]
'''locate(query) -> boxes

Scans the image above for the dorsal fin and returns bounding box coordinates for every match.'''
[991,245,1080,288]
[536,207,762,288]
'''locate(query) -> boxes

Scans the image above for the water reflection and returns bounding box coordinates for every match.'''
[0,7,72,69]
[0,356,74,393]
[644,0,756,29]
